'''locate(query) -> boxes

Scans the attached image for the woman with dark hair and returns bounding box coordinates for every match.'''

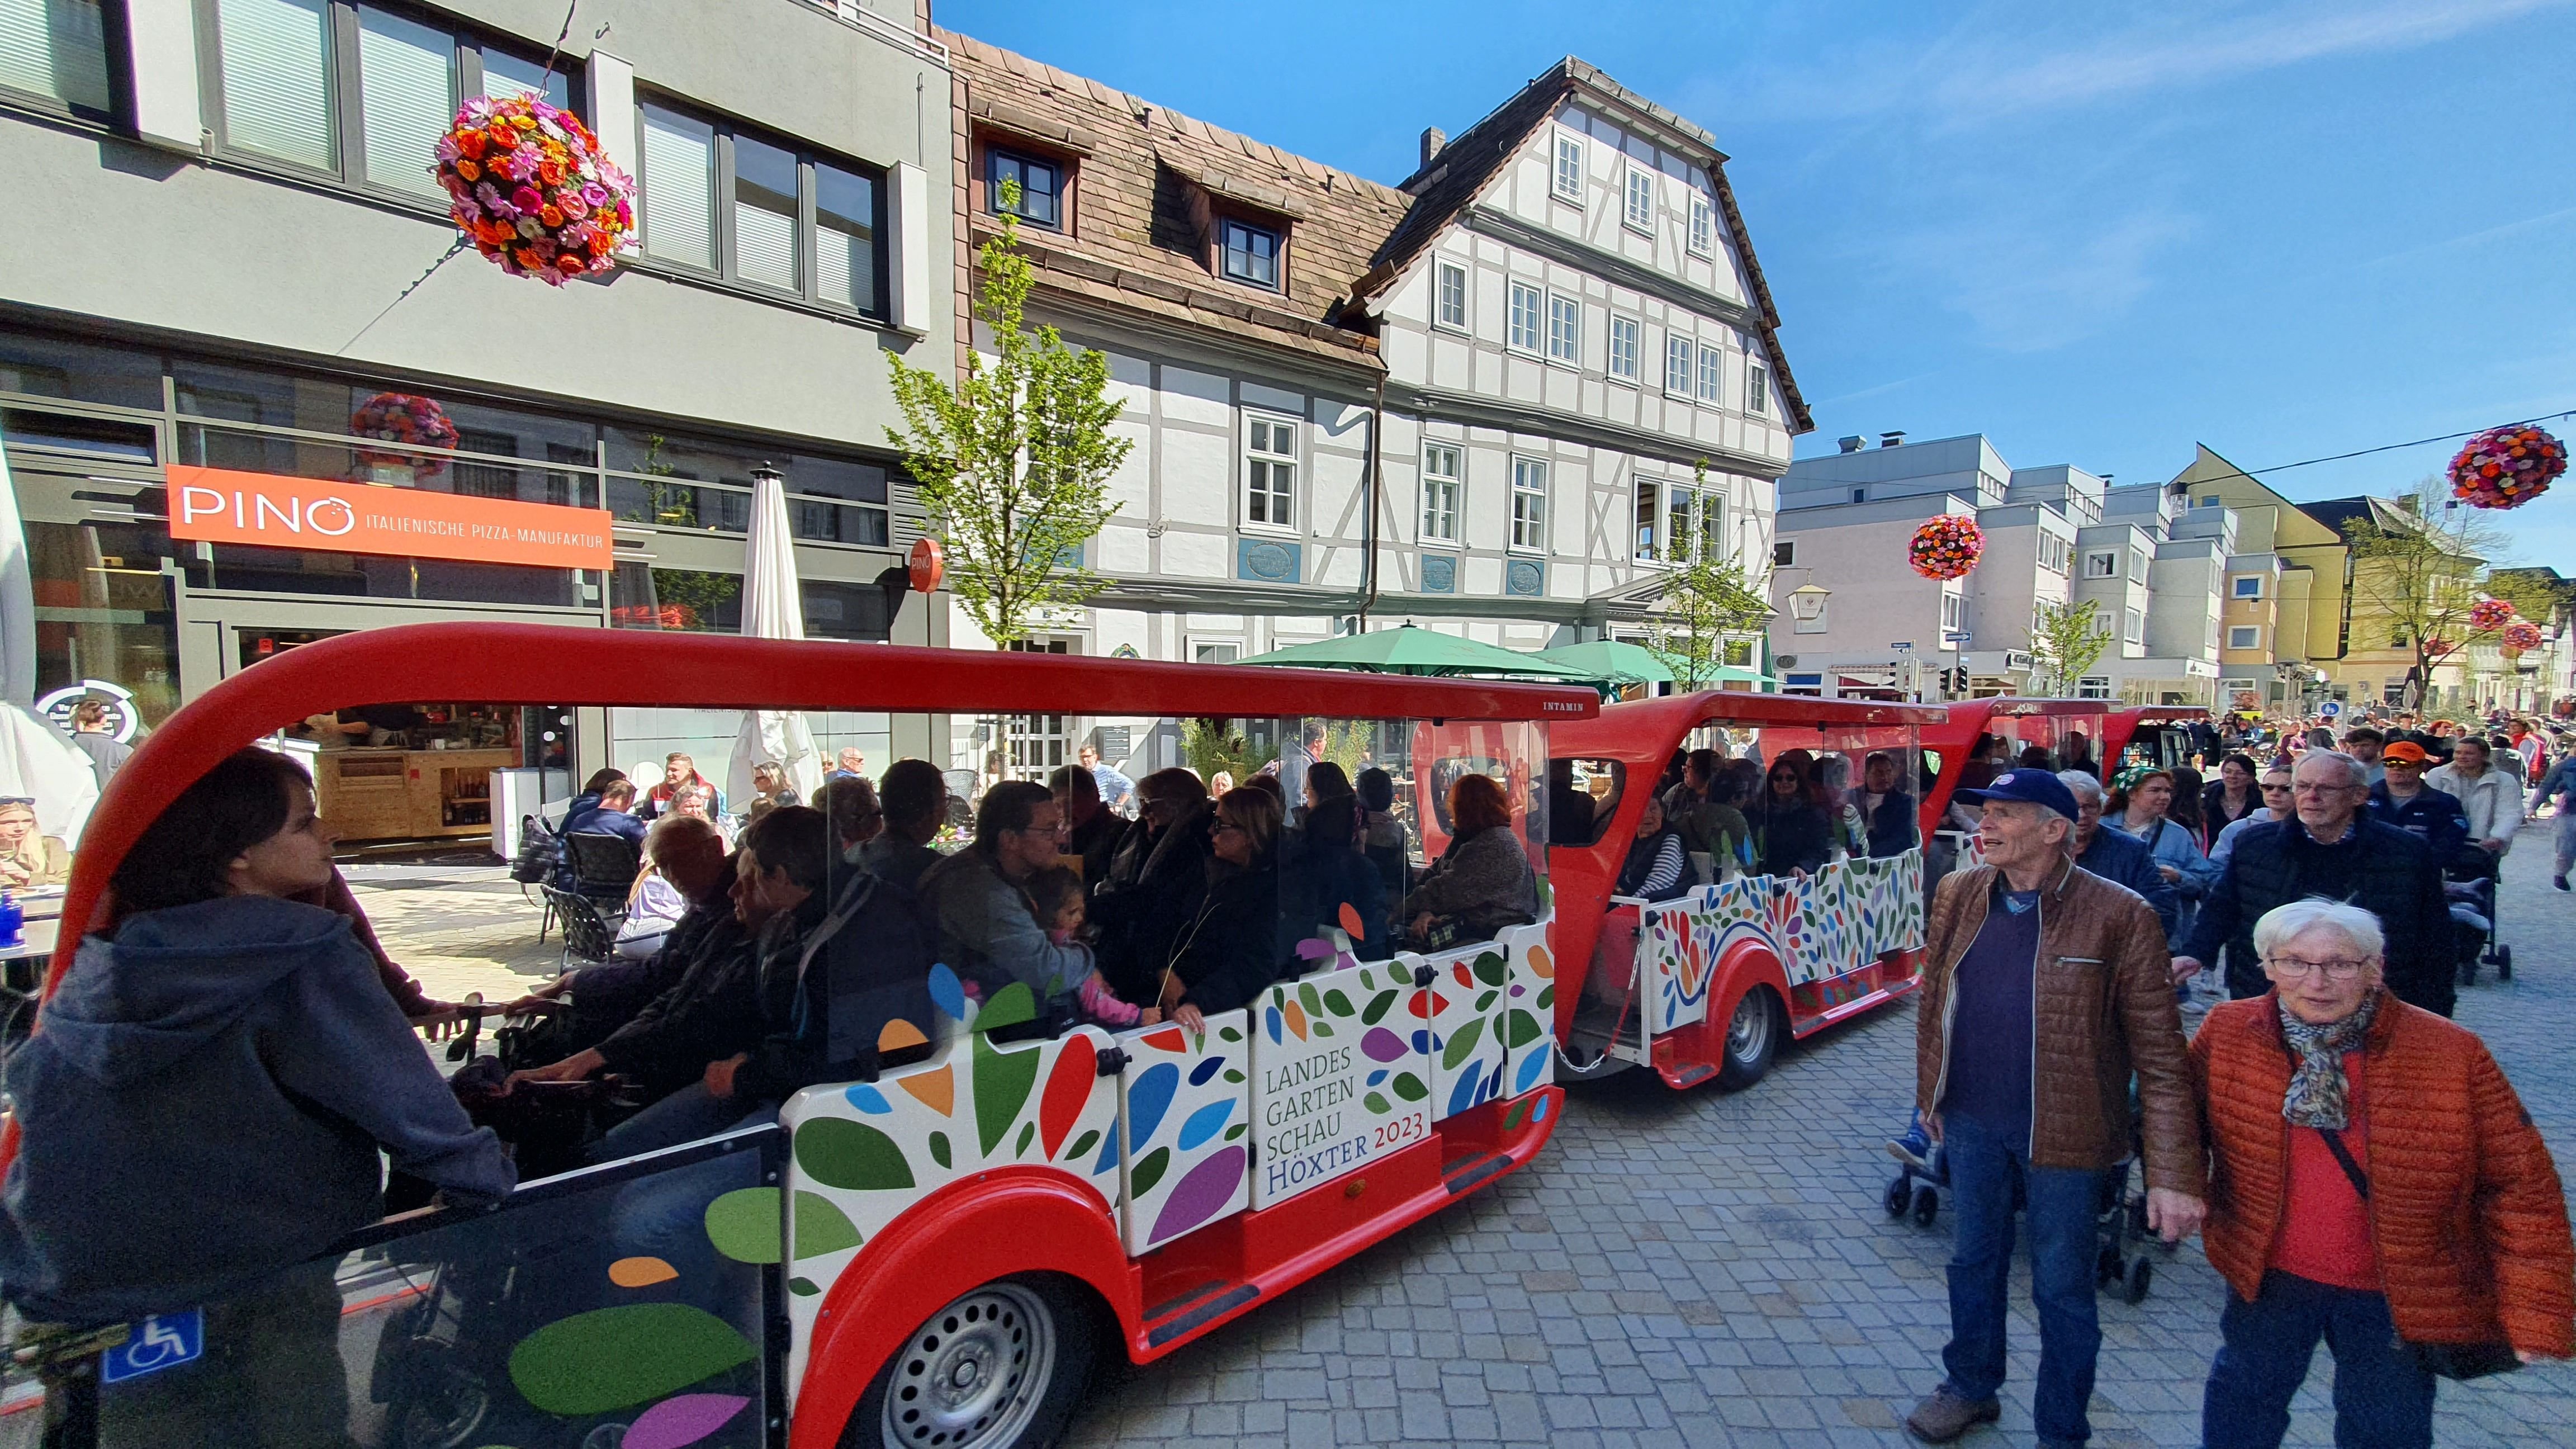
[2203,753,2262,848]
[1748,749,1834,876]
[2169,765,2209,845]
[1615,794,1689,902]
[1403,773,1538,948]
[1303,760,1353,813]
[0,750,513,1440]
[1166,788,1292,1029]
[1093,769,1216,1001]
[1283,794,1391,960]
[1355,766,1410,895]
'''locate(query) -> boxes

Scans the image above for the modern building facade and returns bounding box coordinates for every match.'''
[0,0,954,791]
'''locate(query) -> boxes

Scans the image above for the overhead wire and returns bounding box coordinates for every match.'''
[2237,408,2576,479]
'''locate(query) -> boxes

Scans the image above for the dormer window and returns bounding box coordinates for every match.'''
[988,149,1062,230]
[1221,218,1281,290]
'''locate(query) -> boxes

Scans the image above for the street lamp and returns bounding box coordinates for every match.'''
[1786,583,1831,629]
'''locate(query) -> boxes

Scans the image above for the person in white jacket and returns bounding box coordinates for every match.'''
[2426,736,2525,860]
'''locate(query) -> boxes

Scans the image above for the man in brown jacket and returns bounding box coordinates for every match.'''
[1905,768,2207,1447]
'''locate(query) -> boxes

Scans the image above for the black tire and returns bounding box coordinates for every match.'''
[2123,1257,2154,1305]
[844,1274,1099,1449]
[1886,1176,1912,1220]
[1911,1184,1938,1228]
[2498,945,2513,980]
[2096,1245,2122,1287]
[2459,959,2478,989]
[1712,987,1781,1091]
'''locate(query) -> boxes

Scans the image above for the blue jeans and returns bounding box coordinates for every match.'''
[1939,1111,2108,1445]
[2203,1270,2435,1449]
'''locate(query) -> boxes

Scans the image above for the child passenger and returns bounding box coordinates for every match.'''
[1027,867,1159,1030]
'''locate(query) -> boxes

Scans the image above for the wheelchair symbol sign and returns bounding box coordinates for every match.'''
[101,1310,202,1384]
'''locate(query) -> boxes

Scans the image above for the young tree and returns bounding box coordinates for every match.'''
[1646,461,1774,690]
[2338,476,2515,706]
[2028,599,2114,698]
[885,181,1129,646]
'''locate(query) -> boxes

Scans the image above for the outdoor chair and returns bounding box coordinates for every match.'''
[562,831,642,909]
[538,884,619,970]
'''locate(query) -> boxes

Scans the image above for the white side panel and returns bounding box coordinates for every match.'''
[1115,1012,1252,1255]
[888,161,931,335]
[125,0,203,151]
[584,50,637,180]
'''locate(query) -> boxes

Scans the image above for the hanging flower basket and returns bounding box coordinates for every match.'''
[2469,598,2518,633]
[1908,514,1984,580]
[2447,424,2566,510]
[2503,622,2545,653]
[435,94,636,286]
[349,392,458,478]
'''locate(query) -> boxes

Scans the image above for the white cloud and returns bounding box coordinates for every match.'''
[1901,209,2199,353]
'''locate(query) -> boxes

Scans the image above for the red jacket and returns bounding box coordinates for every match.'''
[2194,990,2574,1356]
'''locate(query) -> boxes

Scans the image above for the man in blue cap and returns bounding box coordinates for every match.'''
[1902,768,2206,1448]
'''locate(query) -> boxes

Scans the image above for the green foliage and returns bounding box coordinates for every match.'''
[2029,599,2114,697]
[650,568,740,632]
[2340,475,2513,690]
[1646,463,1772,690]
[1317,719,1374,778]
[884,180,1129,645]
[1181,718,1274,782]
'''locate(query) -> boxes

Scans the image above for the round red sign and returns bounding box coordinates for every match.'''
[908,537,945,594]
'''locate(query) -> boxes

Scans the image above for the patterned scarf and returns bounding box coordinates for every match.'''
[2277,991,2380,1130]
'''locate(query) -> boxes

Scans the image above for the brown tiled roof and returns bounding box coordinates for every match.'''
[939,31,1409,370]
[1358,56,1812,434]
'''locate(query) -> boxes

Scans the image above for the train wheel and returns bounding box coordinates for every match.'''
[845,1275,1096,1449]
[1713,987,1780,1091]
[1885,1176,1912,1220]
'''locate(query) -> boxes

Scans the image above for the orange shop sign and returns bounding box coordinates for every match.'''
[166,465,615,571]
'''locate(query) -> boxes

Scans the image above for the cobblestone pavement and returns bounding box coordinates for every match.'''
[1051,826,2576,1449]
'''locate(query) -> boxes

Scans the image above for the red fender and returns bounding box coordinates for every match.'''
[1656,936,1787,1087]
[790,1167,1141,1449]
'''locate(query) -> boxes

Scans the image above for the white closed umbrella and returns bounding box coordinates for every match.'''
[727,465,825,809]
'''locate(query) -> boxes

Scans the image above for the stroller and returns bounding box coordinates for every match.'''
[2448,859,2512,988]
[1886,1093,2164,1306]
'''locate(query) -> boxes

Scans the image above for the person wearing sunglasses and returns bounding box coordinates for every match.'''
[0,797,67,889]
[2365,741,2473,869]
[2193,898,2572,1448]
[2208,764,2295,875]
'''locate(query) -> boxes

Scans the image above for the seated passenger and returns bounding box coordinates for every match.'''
[749,760,801,811]
[1166,788,1292,1030]
[0,796,69,889]
[1663,749,1753,879]
[613,815,705,959]
[1816,756,1872,860]
[822,774,884,863]
[1284,794,1391,957]
[0,750,511,1355]
[512,816,731,1039]
[1355,766,1412,894]
[1547,759,1596,846]
[1093,769,1215,1003]
[1748,750,1833,876]
[861,760,946,893]
[1027,866,1157,1029]
[1403,773,1539,949]
[1049,762,1128,884]
[1850,750,1919,858]
[918,782,1094,1011]
[1615,795,1689,903]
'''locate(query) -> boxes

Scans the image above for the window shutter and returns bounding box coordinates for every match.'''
[640,103,716,269]
[217,0,337,171]
[481,49,566,106]
[357,7,453,198]
[0,0,111,108]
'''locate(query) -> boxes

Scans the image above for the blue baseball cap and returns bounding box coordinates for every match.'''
[1956,768,2080,822]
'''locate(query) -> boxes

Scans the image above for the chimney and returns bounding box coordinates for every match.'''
[1837,435,1865,453]
[1879,431,1907,449]
[1419,127,1447,168]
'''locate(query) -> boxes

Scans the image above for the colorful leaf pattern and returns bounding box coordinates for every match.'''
[1639,849,1928,1036]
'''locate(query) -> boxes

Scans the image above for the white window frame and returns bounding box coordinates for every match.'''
[2129,549,2148,581]
[1433,259,1469,332]
[1420,442,1462,545]
[1746,362,1770,416]
[1664,335,1694,396]
[2228,626,2261,651]
[1507,281,1544,354]
[1622,164,1655,233]
[1219,217,1282,291]
[1942,591,1963,631]
[2084,550,2117,579]
[1633,479,1659,562]
[1190,640,1241,666]
[1696,344,1723,403]
[1242,412,1298,532]
[1655,484,1723,564]
[2038,536,2070,575]
[1773,539,1797,567]
[1545,292,1582,366]
[1509,456,1549,553]
[2124,607,2145,644]
[2076,676,2113,700]
[2231,575,2262,599]
[1552,132,1584,202]
[1606,314,1641,383]
[1687,193,1715,257]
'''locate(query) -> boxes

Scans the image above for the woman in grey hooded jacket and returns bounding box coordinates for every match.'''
[0,749,513,1442]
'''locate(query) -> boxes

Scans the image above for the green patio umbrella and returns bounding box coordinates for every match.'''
[1233,624,1595,680]
[1533,640,1674,686]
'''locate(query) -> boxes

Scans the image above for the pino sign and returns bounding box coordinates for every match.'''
[166,465,614,571]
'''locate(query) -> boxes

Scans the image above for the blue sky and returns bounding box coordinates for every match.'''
[939,0,2576,568]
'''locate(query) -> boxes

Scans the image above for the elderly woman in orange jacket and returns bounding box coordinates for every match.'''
[2194,898,2574,1449]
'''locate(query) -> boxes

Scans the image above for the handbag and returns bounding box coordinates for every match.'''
[2315,1126,2523,1381]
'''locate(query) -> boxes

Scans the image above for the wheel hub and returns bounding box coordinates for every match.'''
[884,1282,1055,1449]
[1728,993,1770,1060]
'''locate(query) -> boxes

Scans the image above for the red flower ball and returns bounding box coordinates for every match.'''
[2449,424,2566,510]
[349,392,458,477]
[2469,598,2517,633]
[2502,622,2545,652]
[1909,514,1985,581]
[435,94,636,286]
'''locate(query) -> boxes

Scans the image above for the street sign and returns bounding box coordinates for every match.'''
[1944,630,1971,647]
[2319,700,2341,718]
[101,1310,202,1384]
[1890,641,1914,652]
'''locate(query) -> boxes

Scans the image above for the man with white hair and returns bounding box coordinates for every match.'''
[1903,768,2204,1447]
[2174,750,2453,1015]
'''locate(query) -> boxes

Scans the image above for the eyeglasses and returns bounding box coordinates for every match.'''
[1213,822,1247,837]
[2260,783,2293,793]
[2263,956,2372,981]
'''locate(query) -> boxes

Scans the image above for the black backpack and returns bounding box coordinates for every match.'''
[509,813,564,886]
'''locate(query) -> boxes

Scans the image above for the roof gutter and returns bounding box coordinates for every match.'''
[1358,372,1386,628]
